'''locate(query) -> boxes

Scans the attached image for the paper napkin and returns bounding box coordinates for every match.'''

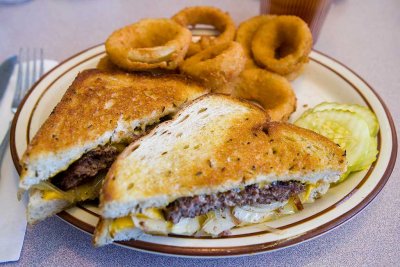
[0,59,58,263]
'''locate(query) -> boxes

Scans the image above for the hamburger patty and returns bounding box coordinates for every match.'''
[50,120,168,191]
[51,145,119,191]
[165,181,305,223]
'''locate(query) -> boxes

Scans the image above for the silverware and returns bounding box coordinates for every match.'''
[0,48,44,164]
[0,55,17,104]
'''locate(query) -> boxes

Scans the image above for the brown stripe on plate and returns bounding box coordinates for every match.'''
[76,204,101,218]
[311,56,374,112]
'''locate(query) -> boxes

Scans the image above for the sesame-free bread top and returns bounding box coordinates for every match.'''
[19,69,208,190]
[100,94,346,218]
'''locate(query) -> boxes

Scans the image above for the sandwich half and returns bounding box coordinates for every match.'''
[94,94,346,246]
[19,69,208,223]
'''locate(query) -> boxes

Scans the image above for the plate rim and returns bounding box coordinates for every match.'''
[10,44,398,257]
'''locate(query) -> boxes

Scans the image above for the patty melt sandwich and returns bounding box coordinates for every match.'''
[94,94,346,246]
[19,69,208,223]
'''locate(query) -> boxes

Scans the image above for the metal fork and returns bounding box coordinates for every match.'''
[0,48,44,163]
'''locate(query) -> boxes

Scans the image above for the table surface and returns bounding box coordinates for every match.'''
[1,0,399,266]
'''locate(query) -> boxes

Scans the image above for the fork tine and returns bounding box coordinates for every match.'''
[22,48,30,99]
[12,48,44,113]
[31,48,37,86]
[12,48,24,109]
[39,48,44,77]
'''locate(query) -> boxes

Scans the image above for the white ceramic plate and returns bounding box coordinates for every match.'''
[10,44,397,257]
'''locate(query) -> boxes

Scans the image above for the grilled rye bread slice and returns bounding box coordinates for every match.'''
[96,94,346,237]
[19,69,208,223]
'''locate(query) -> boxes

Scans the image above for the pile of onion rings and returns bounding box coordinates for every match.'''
[102,7,307,121]
[105,18,191,71]
[172,6,236,57]
[236,15,312,80]
[180,41,246,94]
[232,69,296,121]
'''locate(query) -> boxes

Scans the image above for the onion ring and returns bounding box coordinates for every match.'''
[105,18,191,71]
[96,56,123,72]
[251,16,312,76]
[235,15,276,69]
[180,41,246,94]
[232,69,296,121]
[172,6,236,57]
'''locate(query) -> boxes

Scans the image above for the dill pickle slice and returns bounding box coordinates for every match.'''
[295,110,371,171]
[311,102,379,136]
[336,137,378,182]
[352,136,379,171]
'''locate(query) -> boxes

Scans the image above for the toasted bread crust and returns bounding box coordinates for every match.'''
[100,94,346,218]
[20,69,208,189]
[93,218,111,246]
[94,218,142,246]
[27,189,71,224]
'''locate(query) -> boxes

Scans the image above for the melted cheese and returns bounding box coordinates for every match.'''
[137,207,164,220]
[110,216,135,236]
[42,190,64,200]
[110,208,164,234]
[304,184,316,200]
[37,174,104,202]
